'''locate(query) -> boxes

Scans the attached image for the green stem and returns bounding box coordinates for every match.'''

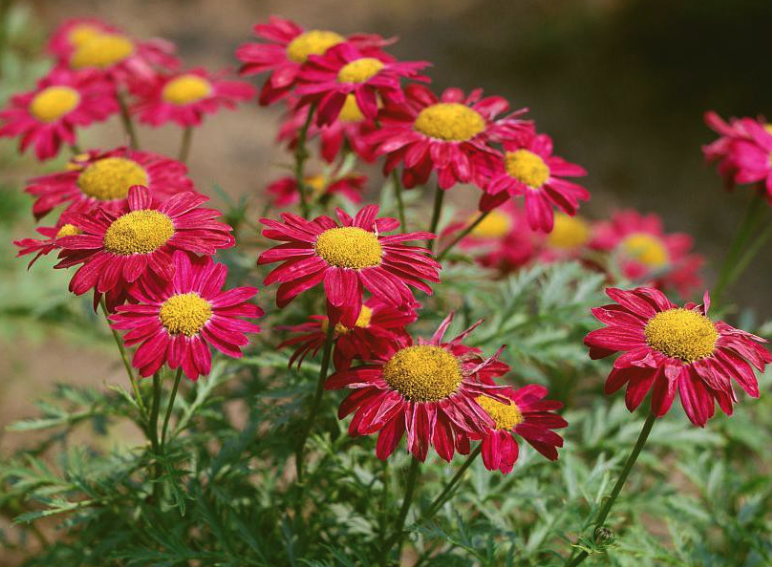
[382,457,422,565]
[161,368,183,448]
[178,126,193,163]
[378,459,391,552]
[392,170,407,230]
[149,373,162,453]
[117,91,139,150]
[427,184,446,251]
[423,445,481,521]
[294,103,317,219]
[437,211,490,262]
[564,411,657,567]
[716,219,772,304]
[69,143,82,155]
[0,0,12,83]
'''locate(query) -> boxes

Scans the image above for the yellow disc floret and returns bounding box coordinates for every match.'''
[339,94,365,122]
[304,175,328,196]
[70,33,135,69]
[68,24,102,48]
[77,157,149,201]
[29,86,81,122]
[337,57,384,83]
[621,233,668,268]
[162,74,213,105]
[644,308,718,362]
[159,292,212,336]
[323,305,373,335]
[476,396,523,430]
[55,224,82,238]
[382,345,462,402]
[286,30,344,63]
[549,214,590,249]
[314,227,382,269]
[103,210,175,255]
[469,209,511,238]
[413,103,486,142]
[505,150,550,188]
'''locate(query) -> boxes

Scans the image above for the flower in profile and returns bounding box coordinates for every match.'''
[236,16,387,105]
[475,385,567,474]
[591,210,703,297]
[325,313,510,461]
[14,219,82,267]
[46,18,118,61]
[55,185,234,299]
[585,287,771,427]
[132,68,257,127]
[0,68,119,160]
[110,251,262,379]
[278,298,418,370]
[266,172,365,207]
[25,148,194,220]
[257,205,440,326]
[371,84,531,190]
[296,43,429,125]
[480,130,589,232]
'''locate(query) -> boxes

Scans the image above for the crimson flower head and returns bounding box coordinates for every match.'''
[585,287,771,427]
[110,251,262,380]
[46,18,118,61]
[370,84,531,190]
[14,218,82,268]
[266,172,365,208]
[132,68,256,128]
[257,205,440,327]
[325,313,510,462]
[0,68,119,161]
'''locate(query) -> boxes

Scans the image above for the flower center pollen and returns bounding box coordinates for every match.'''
[548,214,590,249]
[469,209,511,238]
[621,233,668,268]
[162,74,213,105]
[77,157,149,201]
[323,305,373,335]
[286,30,344,63]
[70,33,135,69]
[68,24,102,47]
[414,103,486,142]
[382,345,462,402]
[339,94,365,122]
[337,58,384,83]
[56,224,82,238]
[476,396,523,430]
[29,86,81,122]
[505,150,550,188]
[159,292,212,337]
[314,227,382,269]
[103,210,175,255]
[644,308,718,362]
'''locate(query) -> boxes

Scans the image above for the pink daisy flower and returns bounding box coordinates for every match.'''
[702,111,771,190]
[713,117,772,197]
[46,18,118,62]
[14,219,82,268]
[0,68,119,161]
[480,130,589,232]
[266,172,365,208]
[325,313,510,462]
[25,147,194,220]
[110,251,262,380]
[132,68,257,128]
[257,205,440,327]
[585,287,771,427]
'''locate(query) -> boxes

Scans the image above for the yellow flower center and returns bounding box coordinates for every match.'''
[469,209,511,238]
[304,175,328,196]
[339,94,365,122]
[162,74,213,105]
[644,308,718,362]
[55,224,82,238]
[548,214,590,249]
[764,124,772,135]
[322,305,373,335]
[476,396,523,430]
[621,233,668,268]
[413,103,486,142]
[103,210,175,255]
[382,345,462,402]
[286,30,344,63]
[505,150,550,188]
[68,24,102,47]
[159,292,212,337]
[70,33,135,69]
[77,157,149,201]
[29,86,81,122]
[337,57,385,83]
[314,227,382,269]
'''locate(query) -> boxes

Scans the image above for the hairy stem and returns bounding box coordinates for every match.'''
[437,211,490,261]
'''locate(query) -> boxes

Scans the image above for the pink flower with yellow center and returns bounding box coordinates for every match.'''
[14,219,83,268]
[46,18,118,61]
[266,172,365,207]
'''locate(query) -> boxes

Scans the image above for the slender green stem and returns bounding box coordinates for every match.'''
[161,368,183,448]
[117,92,139,150]
[424,445,481,520]
[296,322,335,483]
[149,372,163,500]
[392,170,407,230]
[294,103,317,219]
[178,126,193,163]
[715,218,772,305]
[382,457,422,565]
[378,459,391,551]
[437,211,490,262]
[0,0,13,83]
[564,411,657,567]
[69,143,82,155]
[427,184,446,251]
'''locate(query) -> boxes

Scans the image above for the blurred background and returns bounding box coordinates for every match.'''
[1,0,771,456]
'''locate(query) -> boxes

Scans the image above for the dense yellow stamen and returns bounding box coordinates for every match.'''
[162,74,212,105]
[621,233,668,268]
[644,308,718,362]
[322,305,373,335]
[159,292,212,337]
[339,94,365,122]
[549,214,590,249]
[413,103,486,142]
[314,227,382,269]
[505,150,550,188]
[382,345,462,402]
[337,57,384,83]
[29,86,80,122]
[476,396,523,430]
[68,24,102,47]
[286,30,344,63]
[103,210,175,255]
[55,224,82,238]
[70,33,135,69]
[77,157,149,201]
[469,209,511,238]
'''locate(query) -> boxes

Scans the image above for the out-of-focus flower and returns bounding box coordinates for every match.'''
[538,212,593,262]
[266,172,365,207]
[46,18,119,61]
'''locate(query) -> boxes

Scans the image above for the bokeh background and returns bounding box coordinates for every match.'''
[1,0,771,473]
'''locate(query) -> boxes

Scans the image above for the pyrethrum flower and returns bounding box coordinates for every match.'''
[257,205,440,326]
[25,148,194,219]
[133,68,257,128]
[46,18,118,61]
[0,68,119,160]
[325,313,510,461]
[110,251,262,379]
[585,287,771,427]
[14,219,82,267]
[266,172,365,207]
